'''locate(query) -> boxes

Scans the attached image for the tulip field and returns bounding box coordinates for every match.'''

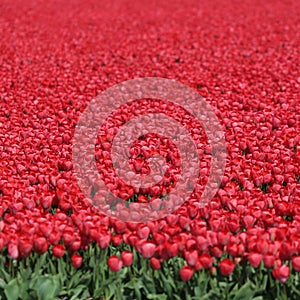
[0,0,300,299]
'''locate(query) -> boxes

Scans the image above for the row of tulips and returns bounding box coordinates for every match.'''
[1,97,300,292]
[2,241,300,299]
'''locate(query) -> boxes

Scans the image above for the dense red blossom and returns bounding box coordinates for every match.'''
[0,0,299,282]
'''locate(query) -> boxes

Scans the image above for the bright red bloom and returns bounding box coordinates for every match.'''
[292,256,300,271]
[52,244,65,258]
[219,259,235,276]
[184,250,198,267]
[48,231,61,245]
[69,239,81,252]
[272,265,290,283]
[167,243,179,258]
[180,266,194,281]
[8,243,19,260]
[248,253,262,268]
[97,232,111,249]
[263,254,275,268]
[137,225,150,240]
[113,221,127,234]
[107,255,123,272]
[18,239,33,258]
[34,237,48,254]
[0,0,299,291]
[152,232,167,245]
[62,231,75,246]
[120,250,134,267]
[211,246,223,258]
[0,237,5,251]
[150,257,161,270]
[243,215,256,229]
[111,234,123,247]
[199,253,213,269]
[140,241,156,259]
[71,253,83,268]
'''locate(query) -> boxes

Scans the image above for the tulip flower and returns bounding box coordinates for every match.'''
[107,255,123,272]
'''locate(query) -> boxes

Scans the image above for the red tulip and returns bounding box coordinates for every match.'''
[217,231,230,246]
[272,265,290,283]
[97,232,111,249]
[279,242,295,261]
[111,234,123,246]
[34,237,48,254]
[227,243,239,257]
[219,259,235,276]
[0,237,5,251]
[113,220,127,234]
[121,250,134,267]
[39,223,52,237]
[107,255,123,272]
[69,239,81,252]
[263,254,275,268]
[211,246,223,258]
[167,242,179,258]
[62,231,75,246]
[140,241,156,258]
[8,243,19,260]
[243,215,256,229]
[137,225,150,240]
[248,252,262,268]
[150,257,161,270]
[196,236,209,252]
[152,232,167,245]
[199,253,213,269]
[52,244,65,258]
[180,266,194,281]
[184,250,198,267]
[292,256,300,271]
[71,253,83,268]
[178,216,190,230]
[255,239,269,254]
[41,196,53,210]
[48,230,61,245]
[19,239,33,258]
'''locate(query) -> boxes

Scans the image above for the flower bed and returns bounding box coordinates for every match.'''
[0,0,300,299]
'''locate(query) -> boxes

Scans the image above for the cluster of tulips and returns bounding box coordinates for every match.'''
[1,91,299,284]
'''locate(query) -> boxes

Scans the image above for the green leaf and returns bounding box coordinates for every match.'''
[34,253,47,274]
[159,271,173,297]
[194,286,201,297]
[31,275,60,300]
[233,281,256,300]
[147,293,168,300]
[15,276,30,300]
[0,279,6,290]
[67,271,82,290]
[69,285,87,300]
[133,281,142,300]
[4,279,20,300]
[0,267,12,283]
